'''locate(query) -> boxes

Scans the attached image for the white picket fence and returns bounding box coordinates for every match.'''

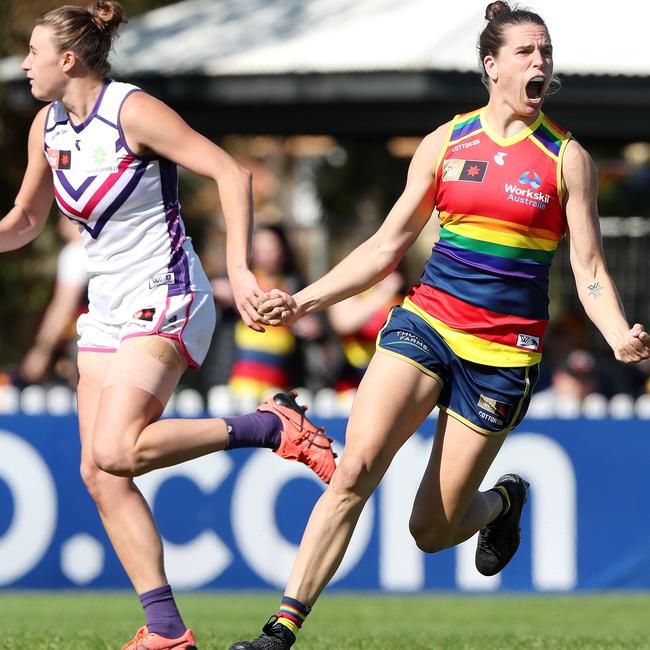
[1,383,649,419]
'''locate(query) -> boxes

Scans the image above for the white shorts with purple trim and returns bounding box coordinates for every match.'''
[77,290,216,369]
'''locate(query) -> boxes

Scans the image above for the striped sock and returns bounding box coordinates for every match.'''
[489,485,511,522]
[273,596,311,638]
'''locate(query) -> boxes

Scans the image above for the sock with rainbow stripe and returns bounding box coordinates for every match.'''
[270,596,311,643]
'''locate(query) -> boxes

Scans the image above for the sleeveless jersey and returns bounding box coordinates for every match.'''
[43,79,211,324]
[405,108,571,367]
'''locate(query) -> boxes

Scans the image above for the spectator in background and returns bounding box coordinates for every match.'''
[329,268,405,392]
[528,349,600,415]
[227,224,325,399]
[19,215,87,386]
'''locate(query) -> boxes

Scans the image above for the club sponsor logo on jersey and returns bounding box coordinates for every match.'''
[46,149,72,170]
[84,146,119,174]
[516,333,540,350]
[441,159,488,183]
[149,272,176,289]
[450,138,480,153]
[519,170,542,189]
[504,170,551,209]
[493,151,507,166]
[132,307,156,322]
[477,394,511,425]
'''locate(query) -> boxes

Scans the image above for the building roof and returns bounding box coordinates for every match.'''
[2,0,649,80]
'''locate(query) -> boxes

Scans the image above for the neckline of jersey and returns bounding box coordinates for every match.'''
[479,108,544,147]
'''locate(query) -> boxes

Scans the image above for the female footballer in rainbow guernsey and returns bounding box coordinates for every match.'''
[4,3,335,649]
[229,2,650,648]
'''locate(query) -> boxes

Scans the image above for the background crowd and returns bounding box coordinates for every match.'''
[0,0,649,410]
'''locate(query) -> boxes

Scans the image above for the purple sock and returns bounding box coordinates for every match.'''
[224,411,282,450]
[139,584,186,639]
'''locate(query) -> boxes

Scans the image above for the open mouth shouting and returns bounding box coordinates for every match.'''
[525,76,546,104]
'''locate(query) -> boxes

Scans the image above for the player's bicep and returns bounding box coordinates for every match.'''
[375,127,446,246]
[15,108,54,225]
[563,141,606,277]
[121,92,239,179]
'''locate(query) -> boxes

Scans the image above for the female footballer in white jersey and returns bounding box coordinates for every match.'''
[3,2,336,649]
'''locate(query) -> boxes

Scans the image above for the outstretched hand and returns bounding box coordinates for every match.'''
[613,323,650,363]
[229,268,265,332]
[257,289,300,326]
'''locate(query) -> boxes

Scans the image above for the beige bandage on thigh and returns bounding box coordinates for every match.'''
[104,336,187,405]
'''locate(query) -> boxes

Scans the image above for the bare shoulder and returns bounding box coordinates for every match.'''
[562,138,598,194]
[417,121,452,155]
[30,104,51,131]
[26,104,51,148]
[563,139,595,176]
[120,90,169,126]
[409,120,452,172]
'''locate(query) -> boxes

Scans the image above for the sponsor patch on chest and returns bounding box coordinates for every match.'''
[47,149,72,170]
[441,159,488,183]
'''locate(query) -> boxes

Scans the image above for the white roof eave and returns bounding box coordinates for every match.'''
[3,0,648,80]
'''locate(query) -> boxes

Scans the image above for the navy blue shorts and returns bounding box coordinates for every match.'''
[376,306,540,435]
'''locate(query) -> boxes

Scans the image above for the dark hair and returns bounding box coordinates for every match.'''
[36,1,126,77]
[256,224,300,278]
[478,2,558,92]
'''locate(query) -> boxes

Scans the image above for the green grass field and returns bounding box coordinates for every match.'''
[1,591,650,649]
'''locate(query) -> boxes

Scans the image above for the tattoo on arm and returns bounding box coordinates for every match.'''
[587,281,603,298]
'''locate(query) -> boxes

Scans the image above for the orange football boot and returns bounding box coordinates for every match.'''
[120,626,197,650]
[258,391,337,483]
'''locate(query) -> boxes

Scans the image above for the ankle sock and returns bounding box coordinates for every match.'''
[273,596,311,640]
[139,584,186,639]
[224,411,282,450]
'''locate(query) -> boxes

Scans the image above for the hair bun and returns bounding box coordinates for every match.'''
[485,1,512,22]
[90,0,126,34]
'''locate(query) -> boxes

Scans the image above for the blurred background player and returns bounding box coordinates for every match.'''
[227,224,325,399]
[328,268,405,393]
[18,215,88,386]
[529,348,601,414]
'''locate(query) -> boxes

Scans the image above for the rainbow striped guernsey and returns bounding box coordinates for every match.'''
[406,108,571,367]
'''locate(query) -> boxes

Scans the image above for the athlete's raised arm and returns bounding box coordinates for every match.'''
[120,91,263,331]
[258,123,449,326]
[563,139,650,362]
[0,106,53,252]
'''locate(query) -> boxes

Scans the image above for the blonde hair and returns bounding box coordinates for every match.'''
[36,1,126,77]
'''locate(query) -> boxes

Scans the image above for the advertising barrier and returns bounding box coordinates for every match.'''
[1,415,650,591]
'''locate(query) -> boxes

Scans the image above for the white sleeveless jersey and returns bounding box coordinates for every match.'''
[43,79,211,325]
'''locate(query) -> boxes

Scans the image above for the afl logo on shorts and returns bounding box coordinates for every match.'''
[516,333,540,350]
[477,394,511,423]
[149,272,176,289]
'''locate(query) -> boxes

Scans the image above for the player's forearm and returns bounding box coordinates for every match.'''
[295,237,401,316]
[220,167,254,272]
[576,272,630,352]
[0,205,46,252]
